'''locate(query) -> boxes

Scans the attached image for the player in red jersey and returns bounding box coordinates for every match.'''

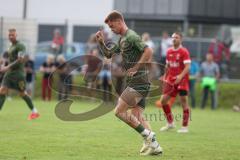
[159,32,191,133]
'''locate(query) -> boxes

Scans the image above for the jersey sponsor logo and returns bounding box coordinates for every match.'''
[169,61,180,67]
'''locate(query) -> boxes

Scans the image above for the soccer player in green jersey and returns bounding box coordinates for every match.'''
[0,28,40,120]
[95,11,162,155]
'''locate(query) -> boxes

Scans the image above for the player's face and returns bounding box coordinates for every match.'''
[8,31,17,43]
[107,20,121,34]
[172,33,182,46]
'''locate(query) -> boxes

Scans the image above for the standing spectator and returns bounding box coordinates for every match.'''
[52,28,64,54]
[189,56,200,108]
[160,31,172,65]
[111,54,125,96]
[40,54,55,101]
[86,34,98,53]
[208,38,230,78]
[24,55,35,97]
[84,49,102,98]
[142,32,155,50]
[55,55,72,100]
[99,58,112,101]
[200,53,220,109]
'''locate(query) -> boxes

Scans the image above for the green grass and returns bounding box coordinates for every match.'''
[0,99,240,160]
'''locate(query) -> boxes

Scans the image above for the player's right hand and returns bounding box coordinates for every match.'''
[95,31,104,43]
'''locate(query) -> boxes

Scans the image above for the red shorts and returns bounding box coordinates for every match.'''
[162,76,189,97]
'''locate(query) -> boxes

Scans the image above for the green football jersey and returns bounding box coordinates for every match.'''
[117,29,149,85]
[7,41,26,72]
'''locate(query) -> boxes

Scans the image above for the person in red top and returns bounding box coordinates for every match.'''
[159,32,191,133]
[208,38,230,63]
[52,29,64,54]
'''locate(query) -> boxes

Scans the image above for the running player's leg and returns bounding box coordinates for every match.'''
[131,104,152,153]
[177,90,190,133]
[19,91,40,120]
[0,86,8,110]
[115,86,156,138]
[115,98,161,155]
[131,100,151,130]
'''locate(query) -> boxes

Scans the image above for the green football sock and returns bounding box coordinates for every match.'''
[22,95,34,111]
[135,124,145,134]
[0,95,6,110]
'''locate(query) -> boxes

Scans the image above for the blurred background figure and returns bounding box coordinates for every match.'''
[84,49,102,99]
[55,55,72,100]
[51,28,64,55]
[86,34,98,53]
[208,38,230,79]
[160,31,172,66]
[40,54,55,101]
[24,55,35,97]
[99,58,112,102]
[199,53,220,110]
[189,56,200,108]
[142,32,155,50]
[111,55,125,96]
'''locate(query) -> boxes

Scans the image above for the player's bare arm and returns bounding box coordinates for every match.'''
[174,63,190,84]
[95,30,115,59]
[127,47,153,76]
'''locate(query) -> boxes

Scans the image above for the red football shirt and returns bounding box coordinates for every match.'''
[165,46,191,87]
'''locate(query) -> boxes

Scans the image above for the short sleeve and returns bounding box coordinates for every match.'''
[18,43,26,56]
[129,35,147,54]
[182,49,191,64]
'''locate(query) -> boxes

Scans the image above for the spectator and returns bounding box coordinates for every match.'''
[84,49,102,98]
[86,34,98,53]
[199,53,220,109]
[24,55,35,97]
[142,32,155,50]
[111,54,125,96]
[208,38,230,78]
[160,31,172,65]
[52,28,64,54]
[99,58,112,101]
[55,55,72,100]
[40,54,55,101]
[189,56,200,108]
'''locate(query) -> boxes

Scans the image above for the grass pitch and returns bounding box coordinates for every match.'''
[0,99,239,160]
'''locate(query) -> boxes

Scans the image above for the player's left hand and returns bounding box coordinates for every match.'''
[126,67,138,76]
[174,75,183,84]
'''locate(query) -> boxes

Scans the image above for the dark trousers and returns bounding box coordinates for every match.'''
[102,77,112,102]
[201,86,217,109]
[189,79,196,108]
[58,77,72,100]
